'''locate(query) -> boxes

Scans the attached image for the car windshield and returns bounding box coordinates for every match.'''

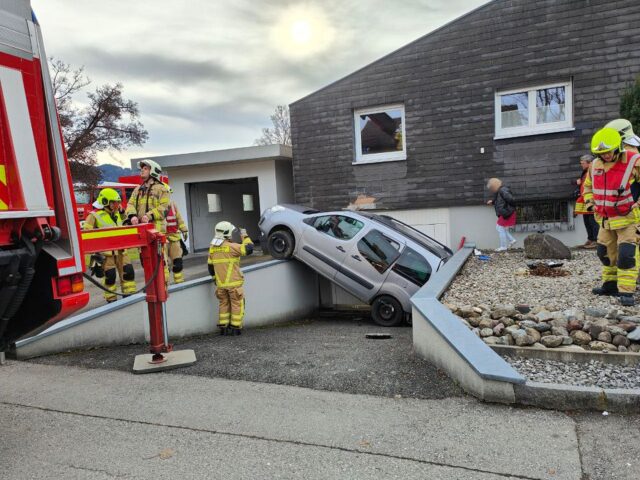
[361,213,452,259]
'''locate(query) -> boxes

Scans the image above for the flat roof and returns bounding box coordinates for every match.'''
[131,144,292,170]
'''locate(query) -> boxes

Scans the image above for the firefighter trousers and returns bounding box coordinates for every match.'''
[165,240,184,284]
[597,224,639,294]
[215,286,245,329]
[103,251,136,302]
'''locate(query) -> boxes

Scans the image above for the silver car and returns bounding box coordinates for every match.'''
[258,205,453,326]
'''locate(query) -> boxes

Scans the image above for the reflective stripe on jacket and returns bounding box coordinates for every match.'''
[166,202,188,242]
[574,169,591,215]
[208,237,254,288]
[124,180,170,232]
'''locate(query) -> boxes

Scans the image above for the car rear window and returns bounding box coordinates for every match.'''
[357,230,401,274]
[392,247,432,286]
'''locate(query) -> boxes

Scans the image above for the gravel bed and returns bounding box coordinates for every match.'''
[504,356,640,390]
[442,249,640,314]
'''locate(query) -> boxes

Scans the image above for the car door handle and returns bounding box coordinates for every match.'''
[336,246,345,252]
[351,255,361,261]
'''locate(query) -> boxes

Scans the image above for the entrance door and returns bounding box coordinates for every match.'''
[188,178,261,252]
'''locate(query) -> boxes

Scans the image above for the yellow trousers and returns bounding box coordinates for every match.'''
[597,224,639,294]
[215,286,245,328]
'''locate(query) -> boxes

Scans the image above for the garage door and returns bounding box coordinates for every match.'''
[380,208,450,247]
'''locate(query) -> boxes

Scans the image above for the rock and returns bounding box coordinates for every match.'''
[563,308,584,322]
[524,233,572,260]
[570,330,592,345]
[473,306,483,315]
[612,335,630,348]
[532,342,547,350]
[564,345,588,352]
[627,328,640,342]
[551,326,569,337]
[540,330,552,337]
[531,322,552,333]
[589,319,610,339]
[525,327,541,344]
[629,344,640,353]
[491,304,518,319]
[458,305,480,318]
[585,307,608,318]
[618,346,628,353]
[467,317,481,328]
[606,308,622,320]
[536,311,554,322]
[618,315,640,324]
[501,334,515,346]
[479,319,493,329]
[483,336,500,345]
[567,320,584,332]
[444,303,458,313]
[519,320,538,329]
[515,267,529,276]
[480,328,494,338]
[561,336,573,345]
[607,326,627,337]
[477,304,491,313]
[589,341,616,352]
[506,325,521,335]
[511,329,536,346]
[515,304,531,314]
[500,316,515,327]
[550,318,569,329]
[597,331,613,344]
[493,323,505,336]
[472,328,480,337]
[540,335,564,348]
[618,323,637,333]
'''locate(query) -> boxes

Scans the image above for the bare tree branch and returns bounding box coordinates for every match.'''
[254,105,291,146]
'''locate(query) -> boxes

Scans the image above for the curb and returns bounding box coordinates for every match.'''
[490,344,640,365]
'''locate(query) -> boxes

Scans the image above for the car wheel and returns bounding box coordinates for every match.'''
[371,295,404,327]
[268,230,295,259]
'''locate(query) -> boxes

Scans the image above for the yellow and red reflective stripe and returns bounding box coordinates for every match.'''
[0,165,8,210]
[81,228,139,241]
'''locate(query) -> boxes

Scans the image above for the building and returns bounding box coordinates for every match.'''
[133,144,293,252]
[289,0,640,248]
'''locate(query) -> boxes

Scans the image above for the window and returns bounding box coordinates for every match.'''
[392,248,432,286]
[357,230,401,274]
[243,194,254,212]
[207,193,221,213]
[74,189,90,204]
[354,104,406,164]
[312,215,364,240]
[513,200,572,233]
[495,82,573,139]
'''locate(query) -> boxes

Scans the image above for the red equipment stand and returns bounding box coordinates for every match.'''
[80,224,196,373]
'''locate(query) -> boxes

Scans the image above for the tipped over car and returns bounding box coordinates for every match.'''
[259,205,453,326]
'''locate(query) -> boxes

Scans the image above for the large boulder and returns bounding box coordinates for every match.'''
[524,233,572,260]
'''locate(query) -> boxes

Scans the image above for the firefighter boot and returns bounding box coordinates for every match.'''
[619,293,635,307]
[218,325,229,336]
[230,327,242,336]
[592,281,619,296]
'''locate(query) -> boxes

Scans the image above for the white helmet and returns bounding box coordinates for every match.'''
[137,159,163,180]
[214,221,235,240]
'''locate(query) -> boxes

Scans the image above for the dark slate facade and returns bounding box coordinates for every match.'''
[290,0,640,212]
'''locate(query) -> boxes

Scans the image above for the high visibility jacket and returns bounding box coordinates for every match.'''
[83,208,126,256]
[208,237,254,288]
[583,150,640,229]
[574,169,591,215]
[125,180,170,232]
[166,202,188,242]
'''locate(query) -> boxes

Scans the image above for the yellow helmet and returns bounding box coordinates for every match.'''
[605,118,640,147]
[93,188,121,209]
[591,128,622,156]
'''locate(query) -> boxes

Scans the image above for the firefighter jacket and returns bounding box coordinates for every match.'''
[207,236,254,288]
[583,150,640,229]
[574,168,591,215]
[166,201,188,242]
[125,180,170,232]
[83,208,125,256]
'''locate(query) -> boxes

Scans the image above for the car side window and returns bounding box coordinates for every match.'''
[392,248,432,286]
[313,215,364,240]
[357,230,401,274]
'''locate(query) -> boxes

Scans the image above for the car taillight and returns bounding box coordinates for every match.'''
[56,273,84,296]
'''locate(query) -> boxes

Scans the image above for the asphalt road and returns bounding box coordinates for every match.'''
[30,316,463,400]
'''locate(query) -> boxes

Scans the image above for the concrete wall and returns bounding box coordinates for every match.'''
[16,260,319,359]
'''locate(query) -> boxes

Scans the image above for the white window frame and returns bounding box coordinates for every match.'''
[494,82,574,140]
[354,104,407,164]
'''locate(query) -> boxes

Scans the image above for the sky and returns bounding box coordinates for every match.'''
[32,0,488,166]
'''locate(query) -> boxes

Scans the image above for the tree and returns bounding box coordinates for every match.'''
[50,58,148,186]
[620,76,640,134]
[254,105,291,146]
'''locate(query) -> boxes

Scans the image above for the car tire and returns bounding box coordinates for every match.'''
[371,295,404,327]
[268,230,295,259]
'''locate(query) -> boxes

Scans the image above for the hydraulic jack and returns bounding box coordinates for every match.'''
[80,223,196,373]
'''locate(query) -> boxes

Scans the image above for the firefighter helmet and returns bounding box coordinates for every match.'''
[591,128,622,156]
[93,188,121,209]
[605,119,640,147]
[214,221,235,240]
[137,159,163,181]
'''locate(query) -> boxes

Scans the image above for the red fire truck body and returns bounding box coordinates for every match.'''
[0,2,89,349]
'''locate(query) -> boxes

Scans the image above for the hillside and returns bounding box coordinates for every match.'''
[99,164,134,182]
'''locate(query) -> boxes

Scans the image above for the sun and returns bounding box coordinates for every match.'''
[271,5,335,59]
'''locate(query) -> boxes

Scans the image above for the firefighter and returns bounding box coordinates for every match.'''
[125,159,170,231]
[583,127,640,306]
[83,188,136,302]
[605,119,640,201]
[164,184,189,284]
[207,221,254,335]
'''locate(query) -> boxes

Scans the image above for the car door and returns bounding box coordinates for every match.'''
[335,228,403,303]
[299,214,365,281]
